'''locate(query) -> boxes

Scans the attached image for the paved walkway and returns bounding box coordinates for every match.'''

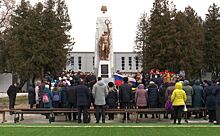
[0,112,209,125]
[0,93,211,125]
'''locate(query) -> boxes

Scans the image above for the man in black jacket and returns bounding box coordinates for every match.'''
[7,83,18,114]
[75,79,90,123]
[214,79,220,124]
[66,85,77,121]
[119,77,133,122]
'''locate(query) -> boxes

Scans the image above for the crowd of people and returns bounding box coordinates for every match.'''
[6,70,220,124]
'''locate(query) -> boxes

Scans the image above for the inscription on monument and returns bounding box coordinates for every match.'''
[101,64,108,78]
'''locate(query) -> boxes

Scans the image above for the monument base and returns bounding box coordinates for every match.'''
[98,60,111,78]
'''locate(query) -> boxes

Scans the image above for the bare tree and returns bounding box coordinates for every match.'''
[0,0,15,31]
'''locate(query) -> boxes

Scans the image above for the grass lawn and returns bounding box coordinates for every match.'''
[0,124,220,136]
[1,96,219,136]
[0,95,28,109]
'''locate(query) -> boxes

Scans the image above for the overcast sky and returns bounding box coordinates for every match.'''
[22,0,220,52]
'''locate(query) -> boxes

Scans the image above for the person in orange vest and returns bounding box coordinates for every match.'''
[163,70,171,83]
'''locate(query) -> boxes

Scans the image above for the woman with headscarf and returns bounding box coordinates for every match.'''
[147,81,159,118]
[106,82,118,120]
[192,80,204,118]
[135,84,148,120]
[204,81,216,123]
[182,80,194,122]
[28,84,36,108]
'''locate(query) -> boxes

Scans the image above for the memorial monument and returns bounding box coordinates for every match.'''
[94,6,113,78]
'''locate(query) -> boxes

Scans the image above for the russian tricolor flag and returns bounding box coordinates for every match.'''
[114,73,137,87]
[114,73,124,86]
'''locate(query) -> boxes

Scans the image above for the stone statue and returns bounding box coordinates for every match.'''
[98,19,110,60]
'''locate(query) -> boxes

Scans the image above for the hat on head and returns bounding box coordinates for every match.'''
[149,81,154,84]
[183,80,189,85]
[137,84,145,89]
[63,76,67,80]
[45,84,50,89]
[58,77,62,81]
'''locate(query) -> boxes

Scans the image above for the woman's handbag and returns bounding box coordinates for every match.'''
[183,105,188,112]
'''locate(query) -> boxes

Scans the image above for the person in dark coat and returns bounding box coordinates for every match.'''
[52,86,61,108]
[147,81,159,118]
[164,82,175,119]
[60,83,69,108]
[119,77,133,122]
[192,80,204,118]
[86,73,97,107]
[75,79,90,123]
[28,84,36,108]
[154,74,163,88]
[71,73,80,86]
[59,82,70,121]
[7,83,18,113]
[158,83,168,108]
[38,82,45,108]
[213,80,220,124]
[204,81,216,123]
[86,73,97,90]
[66,84,77,121]
[158,83,169,119]
[106,82,118,120]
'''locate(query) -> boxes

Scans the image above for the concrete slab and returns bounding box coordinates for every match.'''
[0,112,211,125]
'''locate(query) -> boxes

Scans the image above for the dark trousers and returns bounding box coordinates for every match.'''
[39,100,44,108]
[108,105,116,120]
[120,102,131,120]
[137,106,147,118]
[173,105,184,124]
[52,101,60,108]
[96,105,105,122]
[9,95,16,109]
[216,102,220,123]
[186,105,191,118]
[30,104,34,109]
[166,112,174,119]
[78,106,88,123]
[68,103,77,121]
[208,110,216,122]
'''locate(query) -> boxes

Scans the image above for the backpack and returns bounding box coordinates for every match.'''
[42,93,49,104]
[53,93,60,102]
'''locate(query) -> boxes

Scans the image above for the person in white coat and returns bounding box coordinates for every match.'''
[92,77,108,123]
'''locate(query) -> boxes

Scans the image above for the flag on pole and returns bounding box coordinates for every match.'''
[114,73,124,86]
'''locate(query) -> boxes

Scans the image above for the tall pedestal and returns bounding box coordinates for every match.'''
[98,61,111,78]
[94,6,114,78]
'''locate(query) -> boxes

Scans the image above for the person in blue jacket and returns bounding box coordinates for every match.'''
[42,84,53,108]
